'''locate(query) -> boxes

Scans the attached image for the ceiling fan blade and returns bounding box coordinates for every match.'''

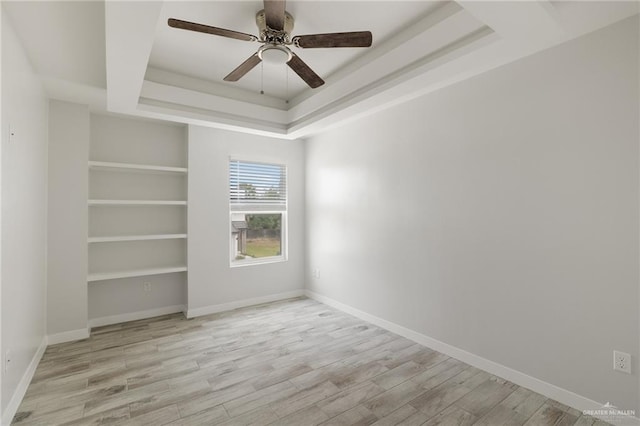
[223,53,262,82]
[293,31,373,48]
[168,18,257,42]
[264,0,286,31]
[287,53,324,89]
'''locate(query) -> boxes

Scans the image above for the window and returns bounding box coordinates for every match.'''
[229,159,287,266]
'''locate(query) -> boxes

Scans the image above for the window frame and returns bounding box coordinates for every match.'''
[228,158,288,268]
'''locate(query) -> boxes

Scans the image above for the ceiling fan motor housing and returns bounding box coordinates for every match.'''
[256,9,294,43]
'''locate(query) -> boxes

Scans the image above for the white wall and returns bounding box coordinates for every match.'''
[88,274,185,321]
[1,9,48,418]
[48,100,89,338]
[90,114,187,166]
[305,16,639,413]
[188,126,304,314]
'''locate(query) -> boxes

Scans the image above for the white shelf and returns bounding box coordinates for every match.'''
[88,234,187,243]
[89,161,187,174]
[88,200,187,206]
[88,266,187,282]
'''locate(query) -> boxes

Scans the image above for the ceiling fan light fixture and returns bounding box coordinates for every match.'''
[258,44,292,64]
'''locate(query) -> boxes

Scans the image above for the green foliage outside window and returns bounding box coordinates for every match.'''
[246,213,281,230]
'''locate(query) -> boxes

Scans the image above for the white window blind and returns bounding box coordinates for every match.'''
[229,159,287,211]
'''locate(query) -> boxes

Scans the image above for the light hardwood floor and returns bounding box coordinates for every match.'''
[13,297,607,426]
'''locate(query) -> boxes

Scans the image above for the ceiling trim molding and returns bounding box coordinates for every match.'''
[288,1,465,108]
[456,0,564,47]
[141,80,289,124]
[288,26,497,136]
[145,66,288,110]
[289,2,481,121]
[136,99,289,138]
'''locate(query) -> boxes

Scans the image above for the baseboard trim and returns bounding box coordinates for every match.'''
[47,327,90,345]
[1,336,47,426]
[187,289,305,318]
[305,290,639,426]
[89,304,186,329]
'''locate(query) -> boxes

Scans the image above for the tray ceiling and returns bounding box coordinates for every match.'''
[3,1,638,139]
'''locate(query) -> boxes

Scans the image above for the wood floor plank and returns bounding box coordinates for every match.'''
[330,360,389,390]
[127,380,211,418]
[363,379,428,418]
[11,297,608,426]
[13,403,85,426]
[59,406,131,425]
[473,386,547,426]
[249,363,313,390]
[37,383,128,414]
[124,404,180,426]
[167,404,229,426]
[410,358,467,391]
[126,360,200,390]
[21,378,89,408]
[218,405,279,426]
[317,380,386,418]
[176,382,255,418]
[573,415,611,426]
[379,344,445,372]
[372,361,426,390]
[547,399,583,419]
[223,380,299,418]
[453,376,519,418]
[31,361,91,384]
[523,402,579,426]
[396,410,431,426]
[408,368,490,418]
[207,361,275,391]
[270,380,340,418]
[370,404,422,426]
[320,404,378,426]
[422,405,478,426]
[271,404,330,426]
[81,381,169,418]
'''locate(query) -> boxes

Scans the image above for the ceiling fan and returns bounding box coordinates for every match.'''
[168,0,373,89]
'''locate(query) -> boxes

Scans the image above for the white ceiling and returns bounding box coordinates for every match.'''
[3,1,106,88]
[3,1,638,139]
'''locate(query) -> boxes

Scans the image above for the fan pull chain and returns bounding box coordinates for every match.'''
[285,66,289,104]
[260,62,264,95]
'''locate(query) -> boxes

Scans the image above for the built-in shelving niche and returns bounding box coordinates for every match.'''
[88,114,188,324]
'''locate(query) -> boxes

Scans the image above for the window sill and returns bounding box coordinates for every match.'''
[230,256,287,268]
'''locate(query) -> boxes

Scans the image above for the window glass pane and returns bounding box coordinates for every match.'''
[232,213,282,261]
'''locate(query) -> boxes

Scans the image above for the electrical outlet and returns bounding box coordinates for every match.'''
[143,282,152,293]
[613,350,631,374]
[5,350,11,373]
[313,268,320,279]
